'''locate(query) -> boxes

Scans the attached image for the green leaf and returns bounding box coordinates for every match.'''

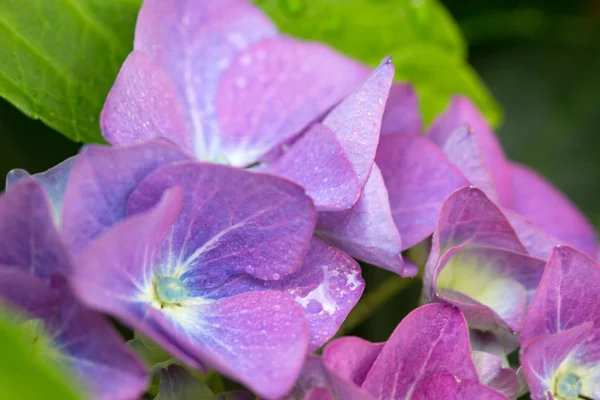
[257,0,502,127]
[0,313,82,399]
[0,0,142,142]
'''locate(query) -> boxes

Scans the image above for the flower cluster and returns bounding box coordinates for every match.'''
[1,0,598,399]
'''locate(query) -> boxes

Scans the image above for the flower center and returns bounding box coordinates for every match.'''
[155,276,187,306]
[556,373,583,399]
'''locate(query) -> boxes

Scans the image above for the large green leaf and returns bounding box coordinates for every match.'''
[257,0,502,127]
[0,0,141,142]
[0,313,82,399]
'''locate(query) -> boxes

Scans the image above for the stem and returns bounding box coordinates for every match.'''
[335,275,418,337]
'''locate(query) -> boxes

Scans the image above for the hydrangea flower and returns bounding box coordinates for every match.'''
[68,158,363,399]
[378,88,597,259]
[99,0,413,275]
[291,303,509,399]
[0,179,147,399]
[423,187,546,350]
[520,246,600,400]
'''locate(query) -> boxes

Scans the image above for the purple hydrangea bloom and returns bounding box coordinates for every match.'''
[520,246,600,400]
[423,187,546,345]
[291,303,508,399]
[100,0,411,275]
[0,180,147,400]
[427,95,598,258]
[67,158,364,398]
[378,90,598,260]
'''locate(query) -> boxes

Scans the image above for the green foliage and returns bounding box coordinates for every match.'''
[0,313,82,400]
[0,0,501,144]
[257,0,502,127]
[0,0,141,142]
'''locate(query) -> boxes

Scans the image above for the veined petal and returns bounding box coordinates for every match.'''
[361,304,478,400]
[380,83,422,136]
[412,373,508,400]
[510,163,598,258]
[61,140,189,258]
[128,162,316,282]
[216,38,368,166]
[133,0,276,162]
[101,51,191,151]
[504,209,561,260]
[322,57,395,188]
[151,291,309,399]
[268,123,362,211]
[521,246,600,348]
[521,324,594,400]
[316,165,406,275]
[375,135,468,250]
[201,238,364,351]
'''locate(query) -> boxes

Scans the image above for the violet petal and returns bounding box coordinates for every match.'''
[361,303,479,399]
[61,140,189,258]
[412,373,508,400]
[127,161,316,282]
[268,123,362,211]
[316,165,405,275]
[322,57,394,188]
[427,96,512,207]
[322,336,384,387]
[202,237,364,351]
[376,135,469,250]
[510,163,598,258]
[380,83,422,136]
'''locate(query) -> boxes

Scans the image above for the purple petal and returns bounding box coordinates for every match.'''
[521,246,600,346]
[472,351,519,400]
[375,135,469,250]
[427,96,512,207]
[521,324,593,400]
[380,83,422,136]
[128,161,316,282]
[504,209,561,260]
[6,157,76,227]
[133,0,276,162]
[431,244,544,333]
[0,180,70,280]
[316,165,406,275]
[1,273,148,400]
[61,140,190,258]
[412,373,508,400]
[440,126,498,202]
[290,355,373,400]
[268,123,362,211]
[202,237,365,351]
[510,163,598,258]
[72,187,310,399]
[322,337,384,387]
[322,57,394,188]
[101,51,191,151]
[430,187,526,254]
[361,303,478,399]
[216,38,368,166]
[154,291,310,400]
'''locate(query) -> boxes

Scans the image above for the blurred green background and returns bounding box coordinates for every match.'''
[0,0,599,345]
